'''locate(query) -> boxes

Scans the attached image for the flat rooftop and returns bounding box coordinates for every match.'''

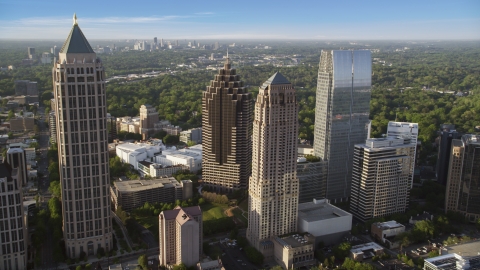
[114,177,180,192]
[275,234,312,249]
[350,242,383,255]
[374,220,405,230]
[445,240,480,257]
[298,199,351,222]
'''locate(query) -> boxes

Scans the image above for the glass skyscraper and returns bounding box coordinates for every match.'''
[313,50,371,202]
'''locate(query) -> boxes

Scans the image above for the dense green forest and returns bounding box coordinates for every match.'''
[1,41,479,157]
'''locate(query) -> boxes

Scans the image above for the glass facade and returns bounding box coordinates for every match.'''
[313,50,371,202]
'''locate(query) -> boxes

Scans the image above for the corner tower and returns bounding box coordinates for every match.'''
[52,14,112,258]
[202,58,252,191]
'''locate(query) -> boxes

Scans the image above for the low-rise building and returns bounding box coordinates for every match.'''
[371,221,405,248]
[350,242,384,262]
[138,160,187,178]
[410,212,434,225]
[273,234,315,269]
[9,117,35,132]
[197,259,225,270]
[115,142,163,170]
[180,128,202,144]
[424,253,480,270]
[152,145,202,173]
[297,199,352,246]
[110,177,192,211]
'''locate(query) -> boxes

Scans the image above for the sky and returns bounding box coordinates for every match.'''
[0,0,479,40]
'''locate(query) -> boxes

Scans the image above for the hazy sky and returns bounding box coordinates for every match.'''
[0,0,479,40]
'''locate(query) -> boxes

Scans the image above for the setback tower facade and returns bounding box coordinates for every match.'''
[53,15,112,258]
[313,50,372,202]
[202,59,252,192]
[247,73,299,252]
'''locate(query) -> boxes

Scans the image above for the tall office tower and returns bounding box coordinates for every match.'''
[247,73,299,251]
[313,50,372,202]
[202,58,252,192]
[27,47,35,59]
[436,124,461,185]
[386,121,419,163]
[214,42,220,50]
[445,135,480,222]
[153,37,157,49]
[0,164,27,270]
[297,159,326,203]
[160,38,164,48]
[14,80,38,96]
[52,15,112,258]
[6,148,28,187]
[350,137,415,222]
[139,104,159,139]
[159,206,202,267]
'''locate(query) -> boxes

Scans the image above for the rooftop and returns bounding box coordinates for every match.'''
[298,199,352,222]
[60,15,95,54]
[445,240,480,258]
[275,234,312,249]
[350,242,383,256]
[373,220,405,230]
[114,177,181,192]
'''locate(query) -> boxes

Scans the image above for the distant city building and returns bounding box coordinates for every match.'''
[436,124,462,185]
[247,73,299,258]
[53,15,112,258]
[51,45,59,58]
[6,147,28,186]
[110,177,192,211]
[297,199,352,246]
[202,58,252,192]
[115,142,163,170]
[139,104,159,139]
[445,134,480,222]
[153,37,157,49]
[313,50,372,202]
[27,47,35,59]
[386,121,419,166]
[371,221,405,248]
[41,52,52,64]
[14,80,38,96]
[8,117,35,132]
[350,136,415,222]
[179,127,202,144]
[159,206,202,267]
[0,164,27,270]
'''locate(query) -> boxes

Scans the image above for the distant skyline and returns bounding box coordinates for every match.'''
[0,0,479,40]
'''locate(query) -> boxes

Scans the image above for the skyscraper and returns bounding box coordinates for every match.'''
[247,73,299,251]
[445,134,480,222]
[202,58,252,192]
[139,104,159,139]
[350,137,415,222]
[0,164,27,270]
[52,14,112,258]
[6,148,28,186]
[27,47,35,59]
[313,50,372,202]
[436,124,461,185]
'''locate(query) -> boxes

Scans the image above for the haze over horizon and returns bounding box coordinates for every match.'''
[0,0,479,40]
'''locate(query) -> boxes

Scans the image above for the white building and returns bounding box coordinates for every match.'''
[115,142,164,170]
[152,145,202,173]
[297,199,352,246]
[350,242,384,261]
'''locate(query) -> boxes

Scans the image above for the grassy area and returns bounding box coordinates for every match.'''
[135,215,157,230]
[232,207,247,224]
[238,198,248,212]
[201,202,228,221]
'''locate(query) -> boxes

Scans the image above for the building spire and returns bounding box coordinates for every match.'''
[225,48,230,65]
[73,13,78,26]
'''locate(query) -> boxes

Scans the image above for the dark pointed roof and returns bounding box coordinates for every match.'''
[264,72,290,85]
[60,23,94,54]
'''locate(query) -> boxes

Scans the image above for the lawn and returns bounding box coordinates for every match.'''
[201,202,228,221]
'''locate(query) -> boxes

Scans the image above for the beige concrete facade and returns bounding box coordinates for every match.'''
[247,73,300,253]
[159,206,202,267]
[139,104,159,139]
[202,59,252,192]
[273,234,315,269]
[53,19,112,258]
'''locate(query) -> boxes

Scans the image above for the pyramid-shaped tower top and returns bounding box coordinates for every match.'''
[59,14,95,54]
[261,72,291,90]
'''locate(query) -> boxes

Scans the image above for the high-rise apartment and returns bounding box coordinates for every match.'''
[52,15,112,258]
[436,124,461,185]
[139,104,159,139]
[247,73,299,252]
[0,164,27,270]
[313,50,372,202]
[202,58,252,192]
[159,206,202,267]
[350,137,415,222]
[6,148,27,187]
[445,134,480,222]
[27,47,35,59]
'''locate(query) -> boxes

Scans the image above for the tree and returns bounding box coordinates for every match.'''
[163,134,179,145]
[172,263,187,270]
[187,140,196,147]
[7,132,13,139]
[138,254,148,270]
[333,242,351,259]
[7,110,14,120]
